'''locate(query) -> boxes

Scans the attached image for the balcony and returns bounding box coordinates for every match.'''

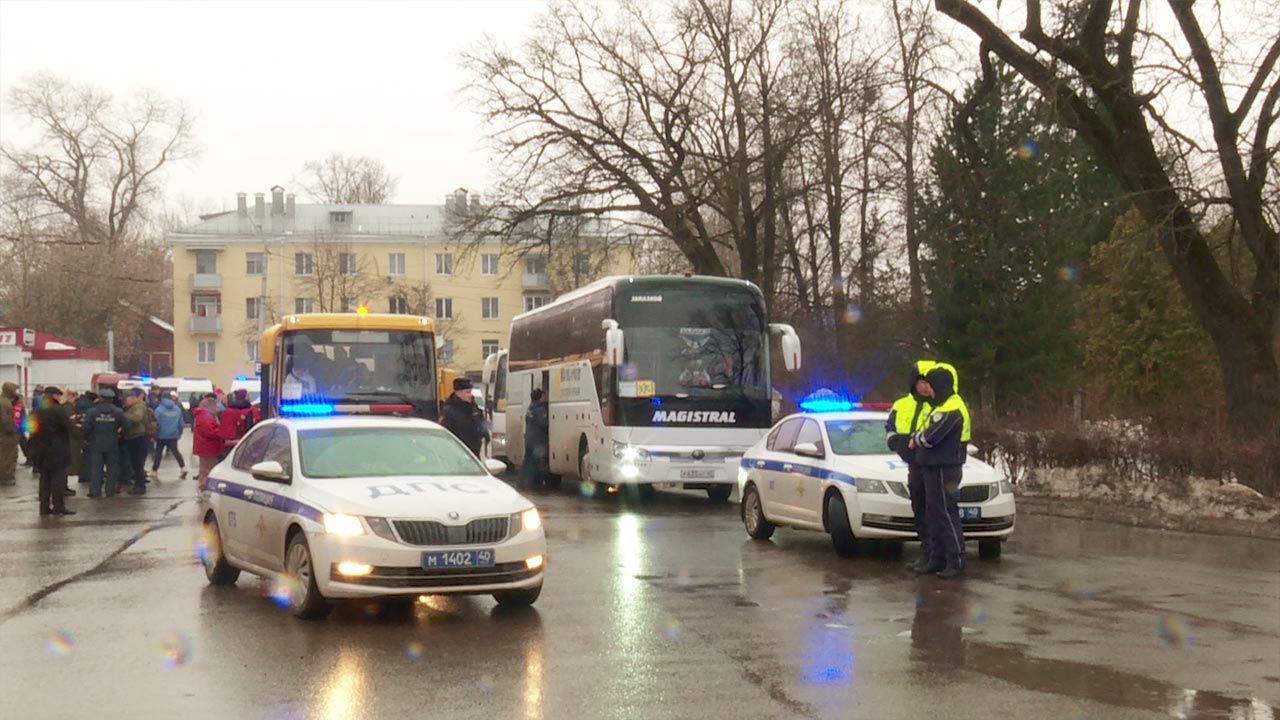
[190,273,222,289]
[522,272,551,290]
[189,315,222,333]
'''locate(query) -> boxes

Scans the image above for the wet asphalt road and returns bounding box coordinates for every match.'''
[1,451,1278,720]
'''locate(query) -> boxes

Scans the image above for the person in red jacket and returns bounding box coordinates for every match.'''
[192,393,222,490]
[217,389,255,459]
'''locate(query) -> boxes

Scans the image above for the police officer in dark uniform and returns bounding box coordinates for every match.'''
[886,360,936,572]
[84,389,127,497]
[440,378,486,455]
[912,366,969,578]
[30,386,77,515]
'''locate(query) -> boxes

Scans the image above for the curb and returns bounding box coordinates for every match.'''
[1017,494,1280,540]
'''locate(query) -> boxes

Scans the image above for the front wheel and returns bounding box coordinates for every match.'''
[202,514,240,586]
[978,538,1003,559]
[285,533,331,620]
[706,485,732,503]
[493,584,542,607]
[825,493,859,558]
[741,484,775,540]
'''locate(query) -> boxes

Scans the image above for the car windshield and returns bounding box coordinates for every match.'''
[824,419,891,455]
[297,427,486,478]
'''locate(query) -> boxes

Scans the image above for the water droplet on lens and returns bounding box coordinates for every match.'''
[46,630,75,657]
[159,631,192,669]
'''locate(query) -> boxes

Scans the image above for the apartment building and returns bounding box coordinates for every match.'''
[168,186,637,387]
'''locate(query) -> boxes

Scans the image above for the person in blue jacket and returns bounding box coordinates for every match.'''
[151,394,188,479]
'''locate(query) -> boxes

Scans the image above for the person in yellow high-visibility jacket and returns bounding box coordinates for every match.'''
[885,360,936,571]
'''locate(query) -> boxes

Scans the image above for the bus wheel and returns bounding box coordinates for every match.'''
[578,441,601,497]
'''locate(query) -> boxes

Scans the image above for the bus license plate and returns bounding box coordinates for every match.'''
[680,469,717,480]
[960,507,982,520]
[422,549,495,569]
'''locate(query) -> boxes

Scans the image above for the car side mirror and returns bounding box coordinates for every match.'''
[769,323,802,372]
[484,458,508,475]
[967,443,979,457]
[251,460,290,483]
[794,442,824,459]
[602,319,624,367]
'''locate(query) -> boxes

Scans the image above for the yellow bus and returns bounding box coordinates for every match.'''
[258,312,452,420]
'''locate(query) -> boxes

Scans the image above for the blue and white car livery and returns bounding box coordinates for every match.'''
[199,415,546,619]
[737,408,1015,559]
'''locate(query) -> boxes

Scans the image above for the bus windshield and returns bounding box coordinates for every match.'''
[280,329,436,409]
[618,289,768,401]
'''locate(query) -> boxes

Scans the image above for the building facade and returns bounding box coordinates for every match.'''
[168,187,637,388]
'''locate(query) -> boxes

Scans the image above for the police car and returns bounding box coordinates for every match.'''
[198,415,546,619]
[737,402,1015,559]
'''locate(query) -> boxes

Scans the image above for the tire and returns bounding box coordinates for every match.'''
[285,533,331,620]
[202,514,240,586]
[493,584,542,607]
[825,493,859,558]
[741,484,775,540]
[706,485,732,503]
[579,442,608,498]
[978,538,1003,559]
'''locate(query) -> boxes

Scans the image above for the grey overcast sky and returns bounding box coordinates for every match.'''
[0,0,544,213]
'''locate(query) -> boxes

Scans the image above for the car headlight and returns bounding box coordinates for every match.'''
[886,481,910,499]
[856,478,887,493]
[612,441,648,461]
[365,516,397,542]
[521,507,542,532]
[999,479,1015,495]
[322,513,365,536]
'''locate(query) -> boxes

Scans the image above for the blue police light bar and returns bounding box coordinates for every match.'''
[279,402,336,417]
[800,397,856,413]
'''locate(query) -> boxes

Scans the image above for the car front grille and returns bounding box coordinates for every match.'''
[331,561,540,588]
[393,517,511,546]
[956,485,991,503]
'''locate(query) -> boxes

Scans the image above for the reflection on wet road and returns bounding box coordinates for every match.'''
[0,479,1276,719]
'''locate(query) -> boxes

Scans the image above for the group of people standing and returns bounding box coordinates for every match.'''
[885,360,972,578]
[0,381,258,516]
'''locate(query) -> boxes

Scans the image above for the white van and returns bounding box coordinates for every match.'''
[228,376,261,404]
[177,377,215,410]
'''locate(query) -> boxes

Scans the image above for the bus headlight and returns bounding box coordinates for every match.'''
[323,513,365,536]
[612,442,649,462]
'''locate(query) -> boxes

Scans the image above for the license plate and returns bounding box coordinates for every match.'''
[679,469,718,480]
[421,549,495,568]
[960,507,982,520]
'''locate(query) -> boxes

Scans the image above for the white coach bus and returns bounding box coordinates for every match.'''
[488,275,801,501]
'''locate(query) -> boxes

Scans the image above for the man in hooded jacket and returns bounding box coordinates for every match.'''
[912,366,971,578]
[0,382,20,484]
[440,378,485,455]
[886,360,936,571]
[30,386,76,515]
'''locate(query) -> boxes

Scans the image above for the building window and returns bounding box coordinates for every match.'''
[340,252,358,276]
[191,294,221,317]
[481,254,499,276]
[246,341,259,363]
[195,250,218,274]
[482,339,499,359]
[295,253,314,276]
[389,253,406,276]
[295,297,314,314]
[573,252,592,277]
[524,294,551,312]
[482,297,499,320]
[435,252,453,275]
[525,255,546,275]
[246,252,264,275]
[389,296,408,314]
[246,297,262,320]
[435,297,453,319]
[439,339,454,363]
[330,211,352,224]
[198,341,216,364]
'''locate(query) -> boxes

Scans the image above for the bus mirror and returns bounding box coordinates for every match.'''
[602,319,624,367]
[770,323,802,372]
[482,356,494,386]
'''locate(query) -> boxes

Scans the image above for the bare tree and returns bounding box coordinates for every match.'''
[1,74,194,249]
[295,240,388,312]
[298,154,397,204]
[934,0,1280,439]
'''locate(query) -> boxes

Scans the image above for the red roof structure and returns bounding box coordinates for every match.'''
[0,327,109,361]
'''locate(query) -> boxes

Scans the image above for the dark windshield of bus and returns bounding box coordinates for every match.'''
[281,329,436,409]
[618,289,768,400]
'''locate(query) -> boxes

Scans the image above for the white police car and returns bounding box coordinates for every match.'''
[198,415,546,619]
[737,405,1015,559]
